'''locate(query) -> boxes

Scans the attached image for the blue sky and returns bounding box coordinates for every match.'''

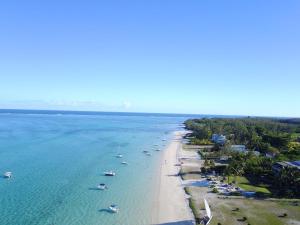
[0,0,299,117]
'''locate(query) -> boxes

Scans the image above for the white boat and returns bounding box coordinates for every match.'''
[146,152,151,156]
[116,154,123,158]
[97,183,107,190]
[121,161,128,165]
[155,148,161,151]
[108,204,119,213]
[104,171,116,176]
[3,172,12,178]
[162,138,167,141]
[142,150,149,153]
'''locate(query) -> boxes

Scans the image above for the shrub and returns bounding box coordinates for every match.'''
[212,188,219,193]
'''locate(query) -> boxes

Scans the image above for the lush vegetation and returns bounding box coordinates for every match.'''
[185,117,300,160]
[185,117,300,198]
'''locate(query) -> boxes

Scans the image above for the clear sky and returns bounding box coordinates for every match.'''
[0,0,299,117]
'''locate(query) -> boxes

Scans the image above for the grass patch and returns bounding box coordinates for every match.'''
[228,176,271,194]
[184,187,201,224]
[180,166,202,180]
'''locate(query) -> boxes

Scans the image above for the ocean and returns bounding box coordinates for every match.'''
[0,110,196,225]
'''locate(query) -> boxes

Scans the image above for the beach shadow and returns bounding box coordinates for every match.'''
[156,220,195,225]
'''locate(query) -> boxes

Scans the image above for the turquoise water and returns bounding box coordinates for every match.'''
[0,111,190,225]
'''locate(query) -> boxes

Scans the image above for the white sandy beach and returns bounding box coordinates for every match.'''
[152,131,195,225]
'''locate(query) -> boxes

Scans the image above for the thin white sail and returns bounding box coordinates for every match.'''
[204,199,212,224]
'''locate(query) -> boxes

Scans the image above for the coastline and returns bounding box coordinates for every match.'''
[152,131,195,225]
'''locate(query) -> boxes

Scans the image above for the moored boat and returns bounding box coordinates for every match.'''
[104,171,116,176]
[3,172,12,178]
[108,204,119,213]
[97,183,107,190]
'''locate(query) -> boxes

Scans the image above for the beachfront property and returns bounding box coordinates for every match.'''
[272,161,300,175]
[211,134,226,145]
[220,155,230,161]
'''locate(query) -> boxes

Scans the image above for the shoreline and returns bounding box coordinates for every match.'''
[152,131,195,225]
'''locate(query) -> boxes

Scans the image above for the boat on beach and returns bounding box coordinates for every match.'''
[3,172,12,178]
[104,171,116,176]
[200,199,212,225]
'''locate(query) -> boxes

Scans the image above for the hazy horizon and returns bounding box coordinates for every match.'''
[0,108,299,119]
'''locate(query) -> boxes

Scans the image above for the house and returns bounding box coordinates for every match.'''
[272,161,300,175]
[211,134,226,145]
[231,145,246,152]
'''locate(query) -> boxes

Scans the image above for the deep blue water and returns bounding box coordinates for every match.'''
[0,110,198,225]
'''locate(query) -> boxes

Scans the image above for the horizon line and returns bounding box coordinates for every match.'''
[0,108,298,119]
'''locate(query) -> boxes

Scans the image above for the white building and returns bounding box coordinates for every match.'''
[231,145,246,152]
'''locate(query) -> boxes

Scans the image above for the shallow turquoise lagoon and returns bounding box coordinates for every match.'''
[0,111,191,225]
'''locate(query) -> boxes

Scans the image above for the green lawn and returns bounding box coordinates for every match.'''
[210,198,300,225]
[228,176,271,194]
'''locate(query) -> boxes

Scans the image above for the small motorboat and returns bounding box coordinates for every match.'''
[3,172,12,178]
[121,161,128,165]
[108,204,119,213]
[116,154,123,158]
[155,148,161,151]
[142,150,149,153]
[97,183,107,190]
[104,171,116,176]
[162,139,167,141]
[146,152,151,156]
